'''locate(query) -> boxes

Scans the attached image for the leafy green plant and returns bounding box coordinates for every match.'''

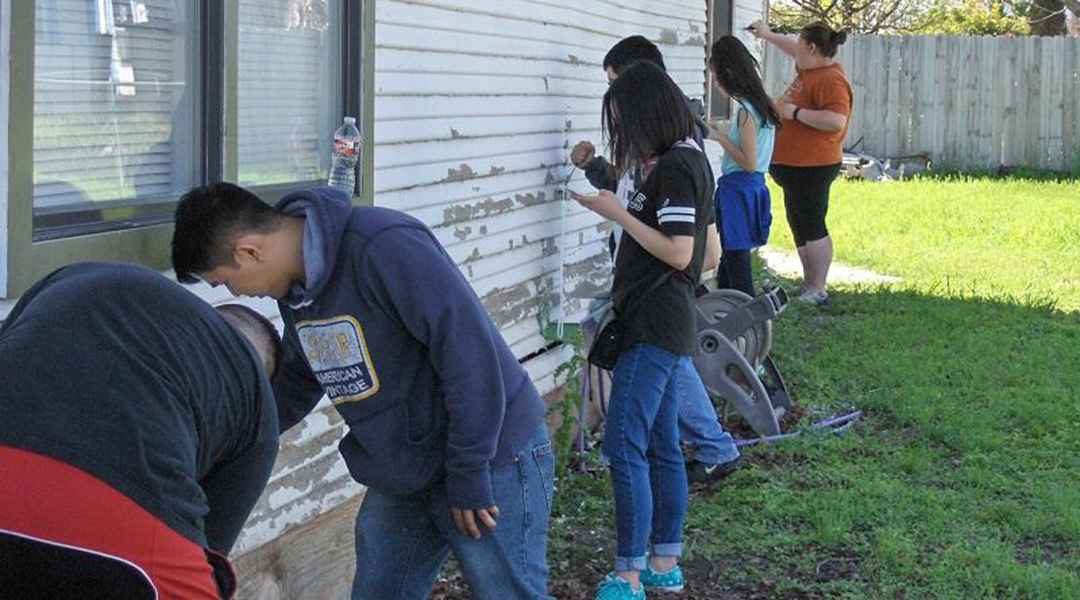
[538,303,587,477]
[920,1,1031,35]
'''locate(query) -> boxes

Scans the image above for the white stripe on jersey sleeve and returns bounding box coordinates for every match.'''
[657,206,696,217]
[658,214,697,224]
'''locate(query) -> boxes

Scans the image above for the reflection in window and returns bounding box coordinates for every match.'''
[33,0,197,233]
[237,0,343,187]
[708,0,734,121]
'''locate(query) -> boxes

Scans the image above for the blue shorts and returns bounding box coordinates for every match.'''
[714,171,772,251]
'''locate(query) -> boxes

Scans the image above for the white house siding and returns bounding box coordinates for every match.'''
[372,0,716,390]
[734,0,764,35]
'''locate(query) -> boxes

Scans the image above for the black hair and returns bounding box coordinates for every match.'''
[800,22,847,58]
[172,182,283,284]
[216,303,283,378]
[603,35,666,75]
[602,61,694,173]
[709,35,781,129]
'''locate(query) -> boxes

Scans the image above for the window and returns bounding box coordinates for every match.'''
[707,0,735,122]
[237,0,343,187]
[4,0,372,297]
[32,1,199,236]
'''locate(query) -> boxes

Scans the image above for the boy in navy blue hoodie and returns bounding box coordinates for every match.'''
[171,183,553,600]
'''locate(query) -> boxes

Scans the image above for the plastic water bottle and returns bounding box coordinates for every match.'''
[328,116,360,194]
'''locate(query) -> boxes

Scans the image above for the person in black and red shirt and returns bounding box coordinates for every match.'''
[0,262,281,599]
[573,62,724,600]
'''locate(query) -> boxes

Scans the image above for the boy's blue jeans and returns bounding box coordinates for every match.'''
[351,426,554,600]
[603,343,701,573]
[677,365,741,466]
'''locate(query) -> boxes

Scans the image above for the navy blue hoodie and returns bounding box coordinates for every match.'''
[271,188,545,509]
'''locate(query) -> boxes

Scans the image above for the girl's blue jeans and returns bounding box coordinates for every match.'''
[602,343,694,572]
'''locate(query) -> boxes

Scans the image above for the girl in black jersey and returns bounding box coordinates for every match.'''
[573,62,724,600]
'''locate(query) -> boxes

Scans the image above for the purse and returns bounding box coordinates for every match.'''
[586,271,673,370]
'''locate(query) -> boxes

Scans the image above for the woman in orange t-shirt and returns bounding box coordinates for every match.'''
[750,21,853,307]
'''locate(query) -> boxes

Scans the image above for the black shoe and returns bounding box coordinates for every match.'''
[686,456,741,486]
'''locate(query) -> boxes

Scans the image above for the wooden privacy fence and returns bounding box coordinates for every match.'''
[763,34,1080,172]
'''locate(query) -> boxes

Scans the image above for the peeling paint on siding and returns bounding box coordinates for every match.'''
[443,163,477,182]
[439,163,509,183]
[542,237,558,257]
[482,280,543,328]
[513,191,546,207]
[442,197,515,226]
[272,425,343,475]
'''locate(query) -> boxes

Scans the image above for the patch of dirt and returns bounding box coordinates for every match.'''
[813,554,864,583]
[712,393,809,444]
[1015,536,1074,567]
[677,553,836,600]
[430,547,869,599]
[744,448,814,473]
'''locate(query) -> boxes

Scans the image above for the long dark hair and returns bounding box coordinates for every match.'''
[801,22,848,58]
[709,35,780,129]
[602,61,694,173]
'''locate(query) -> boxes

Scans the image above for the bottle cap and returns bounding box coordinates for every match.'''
[344,116,356,124]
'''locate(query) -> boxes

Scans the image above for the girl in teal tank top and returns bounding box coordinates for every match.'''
[707,35,782,296]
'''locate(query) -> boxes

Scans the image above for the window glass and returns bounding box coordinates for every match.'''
[237,0,343,187]
[33,0,198,234]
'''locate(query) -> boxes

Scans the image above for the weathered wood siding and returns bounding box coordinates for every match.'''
[763,34,1080,172]
[372,0,714,388]
[734,0,764,33]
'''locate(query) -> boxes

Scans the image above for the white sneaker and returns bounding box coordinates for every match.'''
[797,289,830,307]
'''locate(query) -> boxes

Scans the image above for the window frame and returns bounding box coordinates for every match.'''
[706,0,736,122]
[2,0,375,298]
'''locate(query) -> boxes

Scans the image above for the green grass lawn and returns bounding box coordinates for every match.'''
[766,176,1080,312]
[547,175,1080,599]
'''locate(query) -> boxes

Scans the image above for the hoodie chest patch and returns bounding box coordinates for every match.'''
[297,315,380,403]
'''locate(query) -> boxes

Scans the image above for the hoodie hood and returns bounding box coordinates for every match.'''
[275,186,353,308]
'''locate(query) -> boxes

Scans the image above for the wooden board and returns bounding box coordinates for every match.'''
[234,494,364,600]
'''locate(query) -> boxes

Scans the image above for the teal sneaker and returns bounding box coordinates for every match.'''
[595,573,646,600]
[640,564,684,592]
